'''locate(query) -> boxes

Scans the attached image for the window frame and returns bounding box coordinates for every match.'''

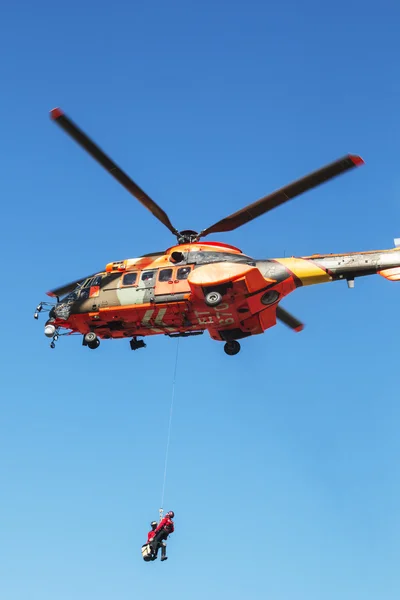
[176,266,192,281]
[158,268,174,283]
[121,271,139,287]
[140,270,157,285]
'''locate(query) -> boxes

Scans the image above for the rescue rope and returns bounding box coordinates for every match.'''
[160,338,180,514]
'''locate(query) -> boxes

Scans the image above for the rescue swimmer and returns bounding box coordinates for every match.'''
[141,511,175,562]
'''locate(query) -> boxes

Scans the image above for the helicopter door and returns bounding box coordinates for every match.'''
[154,266,192,301]
[116,271,139,306]
[155,268,175,299]
[172,266,192,295]
[135,269,157,304]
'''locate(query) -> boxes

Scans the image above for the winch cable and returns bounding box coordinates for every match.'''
[160,338,180,516]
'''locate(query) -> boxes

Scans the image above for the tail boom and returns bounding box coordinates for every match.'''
[257,247,400,288]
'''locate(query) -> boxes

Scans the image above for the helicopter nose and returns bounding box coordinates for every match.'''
[44,324,56,338]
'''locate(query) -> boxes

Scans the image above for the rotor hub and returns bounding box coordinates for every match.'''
[177,230,199,244]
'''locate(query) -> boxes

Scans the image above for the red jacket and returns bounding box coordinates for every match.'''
[147,530,156,543]
[154,517,174,535]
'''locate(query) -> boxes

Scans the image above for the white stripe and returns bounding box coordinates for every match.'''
[141,309,155,325]
[155,308,167,325]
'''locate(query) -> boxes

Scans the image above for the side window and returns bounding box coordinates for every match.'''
[159,268,173,282]
[122,272,138,286]
[141,270,156,284]
[177,266,191,280]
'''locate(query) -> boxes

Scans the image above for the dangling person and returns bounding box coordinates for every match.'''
[150,511,175,561]
[142,521,158,561]
[147,521,158,545]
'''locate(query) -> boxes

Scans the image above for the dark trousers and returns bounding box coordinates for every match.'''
[151,531,168,558]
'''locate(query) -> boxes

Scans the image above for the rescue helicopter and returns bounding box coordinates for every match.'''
[35,108,400,355]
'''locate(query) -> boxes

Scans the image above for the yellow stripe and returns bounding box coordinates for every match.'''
[276,258,332,286]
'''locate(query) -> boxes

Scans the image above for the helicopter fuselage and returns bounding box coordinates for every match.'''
[40,241,400,351]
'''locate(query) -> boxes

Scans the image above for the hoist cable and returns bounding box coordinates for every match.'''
[160,338,180,511]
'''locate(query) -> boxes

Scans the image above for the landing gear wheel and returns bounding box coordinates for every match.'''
[88,339,100,350]
[224,340,241,355]
[205,291,222,306]
[84,332,98,345]
[84,332,100,349]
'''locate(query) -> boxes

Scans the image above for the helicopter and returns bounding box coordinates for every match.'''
[35,108,400,355]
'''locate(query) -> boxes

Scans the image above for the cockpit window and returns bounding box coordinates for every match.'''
[65,291,78,301]
[122,272,138,286]
[82,275,102,288]
[177,267,191,280]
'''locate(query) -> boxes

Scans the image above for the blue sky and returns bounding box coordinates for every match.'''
[1,0,400,598]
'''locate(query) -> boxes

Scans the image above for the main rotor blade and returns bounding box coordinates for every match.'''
[46,274,96,298]
[50,108,179,237]
[276,305,304,332]
[199,154,364,237]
